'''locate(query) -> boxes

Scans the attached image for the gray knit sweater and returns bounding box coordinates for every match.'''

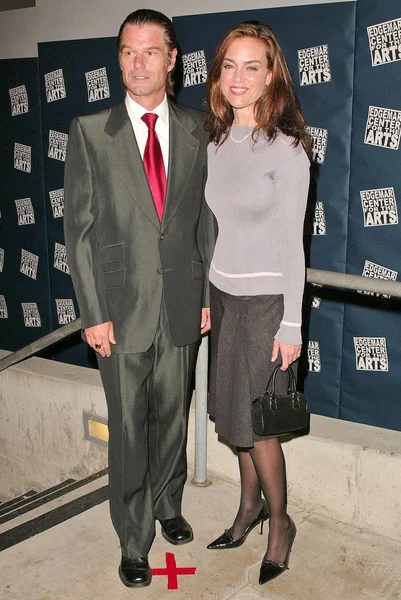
[205,126,310,345]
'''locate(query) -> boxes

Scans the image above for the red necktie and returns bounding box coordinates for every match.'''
[141,113,166,221]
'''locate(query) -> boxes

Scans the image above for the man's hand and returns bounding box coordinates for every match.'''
[201,308,211,334]
[84,321,116,357]
[271,340,301,370]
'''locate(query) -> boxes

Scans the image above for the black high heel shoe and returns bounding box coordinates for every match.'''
[207,500,269,550]
[259,516,296,585]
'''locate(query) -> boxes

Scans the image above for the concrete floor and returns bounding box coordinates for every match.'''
[1,473,400,600]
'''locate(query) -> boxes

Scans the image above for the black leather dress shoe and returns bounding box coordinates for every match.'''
[160,516,194,545]
[118,555,152,588]
[207,500,270,549]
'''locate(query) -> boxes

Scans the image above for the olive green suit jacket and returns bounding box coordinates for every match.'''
[63,99,214,353]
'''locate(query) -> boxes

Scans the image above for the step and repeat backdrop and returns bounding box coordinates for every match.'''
[0,59,51,348]
[0,0,400,429]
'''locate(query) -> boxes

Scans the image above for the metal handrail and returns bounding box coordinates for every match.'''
[0,316,81,373]
[307,268,401,297]
[2,267,401,485]
[1,267,401,374]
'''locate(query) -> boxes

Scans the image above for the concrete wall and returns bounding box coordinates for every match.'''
[193,413,401,544]
[0,0,354,59]
[0,352,108,498]
[1,352,400,543]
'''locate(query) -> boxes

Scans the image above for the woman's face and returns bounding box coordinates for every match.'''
[220,37,272,120]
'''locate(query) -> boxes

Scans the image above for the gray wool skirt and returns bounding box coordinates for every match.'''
[208,284,296,448]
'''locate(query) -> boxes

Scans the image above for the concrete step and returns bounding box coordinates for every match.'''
[0,472,107,539]
[0,474,400,600]
[0,471,107,526]
[0,479,77,524]
[0,491,37,516]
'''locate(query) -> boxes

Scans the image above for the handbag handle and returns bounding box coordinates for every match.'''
[265,365,297,396]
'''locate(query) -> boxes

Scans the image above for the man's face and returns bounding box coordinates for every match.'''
[119,23,177,110]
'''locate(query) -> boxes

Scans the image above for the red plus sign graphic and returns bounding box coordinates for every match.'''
[152,552,197,589]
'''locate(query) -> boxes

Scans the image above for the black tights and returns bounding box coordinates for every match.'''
[230,439,292,563]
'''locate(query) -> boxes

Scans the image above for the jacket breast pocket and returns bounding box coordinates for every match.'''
[191,260,205,281]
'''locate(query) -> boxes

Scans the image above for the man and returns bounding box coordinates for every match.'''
[64,9,213,588]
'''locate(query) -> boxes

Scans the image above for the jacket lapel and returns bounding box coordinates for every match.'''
[161,101,200,231]
[104,101,160,228]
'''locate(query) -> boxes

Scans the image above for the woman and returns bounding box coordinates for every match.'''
[204,22,310,585]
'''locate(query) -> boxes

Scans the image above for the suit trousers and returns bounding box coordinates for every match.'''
[97,297,199,558]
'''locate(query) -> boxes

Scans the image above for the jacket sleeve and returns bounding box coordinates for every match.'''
[63,117,110,329]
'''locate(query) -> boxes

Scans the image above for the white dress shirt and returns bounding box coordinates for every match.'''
[125,93,170,176]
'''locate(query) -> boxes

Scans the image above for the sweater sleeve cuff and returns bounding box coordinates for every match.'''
[274,321,302,345]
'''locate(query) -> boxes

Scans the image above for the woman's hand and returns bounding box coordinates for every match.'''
[271,340,301,370]
[201,307,211,334]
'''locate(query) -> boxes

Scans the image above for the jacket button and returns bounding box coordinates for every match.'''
[157,267,162,274]
[159,233,166,240]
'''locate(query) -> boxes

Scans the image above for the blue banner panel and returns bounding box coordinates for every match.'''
[38,37,123,366]
[0,58,51,351]
[174,2,356,419]
[341,0,401,430]
[1,3,399,431]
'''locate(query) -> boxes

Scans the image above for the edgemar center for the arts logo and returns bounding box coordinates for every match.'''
[311,283,323,310]
[15,198,35,226]
[20,249,39,280]
[85,67,110,102]
[0,295,8,319]
[367,17,401,66]
[354,337,388,371]
[49,189,64,218]
[298,44,331,86]
[44,69,66,102]
[48,130,68,162]
[306,126,328,163]
[312,201,326,235]
[21,302,41,327]
[182,50,207,87]
[364,106,401,150]
[360,187,398,227]
[55,299,76,325]
[359,260,397,299]
[14,143,31,172]
[308,341,321,372]
[54,243,70,274]
[9,85,29,116]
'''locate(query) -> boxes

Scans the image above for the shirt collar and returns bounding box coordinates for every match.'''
[125,93,169,126]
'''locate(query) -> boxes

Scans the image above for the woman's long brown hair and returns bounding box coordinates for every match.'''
[205,22,310,153]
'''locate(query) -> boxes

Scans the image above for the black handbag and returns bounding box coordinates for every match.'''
[251,365,308,436]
